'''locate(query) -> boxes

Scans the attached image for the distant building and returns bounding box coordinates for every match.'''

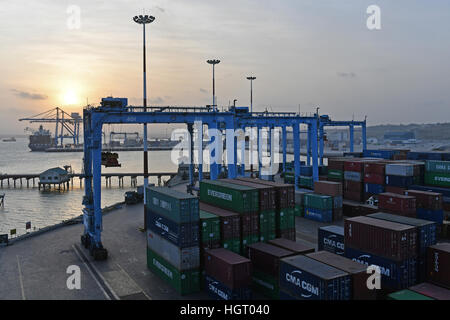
[39,167,70,184]
[383,131,416,144]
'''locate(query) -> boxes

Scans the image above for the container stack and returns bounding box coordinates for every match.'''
[237,178,296,241]
[404,189,444,225]
[146,187,201,295]
[303,193,333,223]
[299,165,314,189]
[344,216,418,290]
[427,243,450,289]
[204,248,253,300]
[294,189,313,217]
[343,159,364,202]
[199,210,221,264]
[222,179,277,243]
[363,161,386,200]
[385,163,415,193]
[327,158,346,182]
[279,254,352,300]
[425,160,450,188]
[367,212,437,282]
[378,192,416,218]
[314,180,343,221]
[318,225,345,255]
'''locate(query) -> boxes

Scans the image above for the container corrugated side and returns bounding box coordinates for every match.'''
[200,210,221,243]
[304,193,333,210]
[251,269,280,299]
[204,275,252,300]
[147,230,200,270]
[427,243,450,289]
[385,164,415,177]
[425,160,450,174]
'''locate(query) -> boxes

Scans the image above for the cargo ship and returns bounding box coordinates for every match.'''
[28,125,54,151]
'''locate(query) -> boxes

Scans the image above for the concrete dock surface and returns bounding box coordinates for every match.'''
[0,201,342,300]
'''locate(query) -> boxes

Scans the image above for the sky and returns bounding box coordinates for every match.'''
[0,0,450,135]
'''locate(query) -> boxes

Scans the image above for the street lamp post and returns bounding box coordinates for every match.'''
[133,14,155,230]
[247,76,256,175]
[207,59,220,111]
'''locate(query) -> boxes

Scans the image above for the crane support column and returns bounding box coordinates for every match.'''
[307,124,311,166]
[209,121,220,180]
[240,127,246,176]
[311,120,319,181]
[196,121,203,182]
[349,124,354,153]
[187,123,194,187]
[282,126,287,173]
[226,120,237,179]
[319,124,325,165]
[257,126,262,178]
[362,121,367,152]
[293,122,300,190]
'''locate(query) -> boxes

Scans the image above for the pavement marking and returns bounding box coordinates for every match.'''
[16,255,26,300]
[72,245,119,300]
[116,262,152,300]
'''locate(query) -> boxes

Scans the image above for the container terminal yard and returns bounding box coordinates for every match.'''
[2,2,450,307]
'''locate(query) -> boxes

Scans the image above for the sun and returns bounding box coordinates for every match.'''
[62,90,78,105]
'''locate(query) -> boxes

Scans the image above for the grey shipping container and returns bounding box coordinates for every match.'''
[279,255,352,300]
[306,251,377,300]
[385,163,414,177]
[147,229,200,271]
[146,186,199,224]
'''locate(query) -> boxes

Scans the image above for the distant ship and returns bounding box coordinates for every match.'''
[2,137,16,142]
[28,125,54,151]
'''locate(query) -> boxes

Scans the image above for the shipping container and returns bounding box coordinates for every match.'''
[241,234,259,253]
[204,248,252,289]
[305,207,333,223]
[343,200,362,217]
[222,238,241,255]
[343,190,364,203]
[385,164,415,177]
[147,247,200,295]
[307,251,377,300]
[295,189,313,206]
[363,150,395,160]
[358,204,379,216]
[385,186,406,195]
[276,207,295,230]
[147,209,199,248]
[385,175,414,188]
[247,242,295,277]
[425,160,450,174]
[314,181,343,196]
[328,169,344,180]
[344,171,362,182]
[300,165,313,177]
[200,180,259,214]
[378,193,416,217]
[299,176,314,189]
[304,193,333,210]
[278,228,296,241]
[204,274,252,300]
[343,180,363,192]
[345,216,418,261]
[268,238,315,255]
[199,210,221,243]
[344,247,417,290]
[416,208,444,225]
[318,226,345,255]
[334,207,344,221]
[409,282,450,300]
[364,183,385,195]
[364,162,386,175]
[241,212,259,235]
[387,289,433,300]
[251,269,280,299]
[279,255,352,300]
[147,230,200,270]
[146,186,199,224]
[222,178,276,211]
[328,158,346,170]
[200,203,241,241]
[404,190,443,210]
[344,160,364,172]
[259,210,277,241]
[427,243,450,289]
[425,172,450,188]
[364,173,385,185]
[237,177,295,209]
[409,185,450,198]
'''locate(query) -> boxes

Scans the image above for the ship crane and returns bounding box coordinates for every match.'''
[19,107,82,148]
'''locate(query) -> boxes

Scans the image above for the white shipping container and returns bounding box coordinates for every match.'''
[385,164,414,177]
[344,171,361,182]
[147,230,200,271]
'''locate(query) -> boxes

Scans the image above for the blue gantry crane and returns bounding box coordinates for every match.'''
[80,97,367,260]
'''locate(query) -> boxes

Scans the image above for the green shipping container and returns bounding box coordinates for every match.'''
[199,180,259,214]
[199,211,221,243]
[284,174,295,185]
[299,176,314,189]
[328,169,344,180]
[147,248,200,295]
[425,172,450,188]
[425,160,450,174]
[222,238,241,255]
[259,210,276,234]
[259,230,277,243]
[251,269,280,299]
[387,289,434,300]
[294,205,304,217]
[241,234,259,253]
[146,187,199,224]
[277,207,295,230]
[304,193,333,210]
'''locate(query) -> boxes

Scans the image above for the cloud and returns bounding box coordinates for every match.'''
[11,89,48,100]
[155,6,165,13]
[337,72,356,79]
[150,96,164,104]
[200,88,208,94]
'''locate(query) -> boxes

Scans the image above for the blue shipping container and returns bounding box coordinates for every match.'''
[333,196,343,209]
[205,275,252,300]
[416,208,444,225]
[363,149,395,159]
[409,185,450,199]
[147,209,199,248]
[318,226,345,255]
[364,183,385,194]
[304,207,333,223]
[407,152,443,161]
[300,165,313,177]
[279,255,352,300]
[385,175,414,187]
[344,247,417,290]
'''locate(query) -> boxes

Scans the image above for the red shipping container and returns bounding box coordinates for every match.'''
[345,216,417,261]
[314,181,343,196]
[344,180,363,192]
[404,190,443,211]
[241,212,259,235]
[344,160,364,172]
[364,173,385,185]
[328,158,346,170]
[204,248,252,289]
[409,282,450,300]
[385,186,406,195]
[427,243,450,289]
[344,190,363,202]
[364,162,386,175]
[378,193,416,217]
[246,242,294,277]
